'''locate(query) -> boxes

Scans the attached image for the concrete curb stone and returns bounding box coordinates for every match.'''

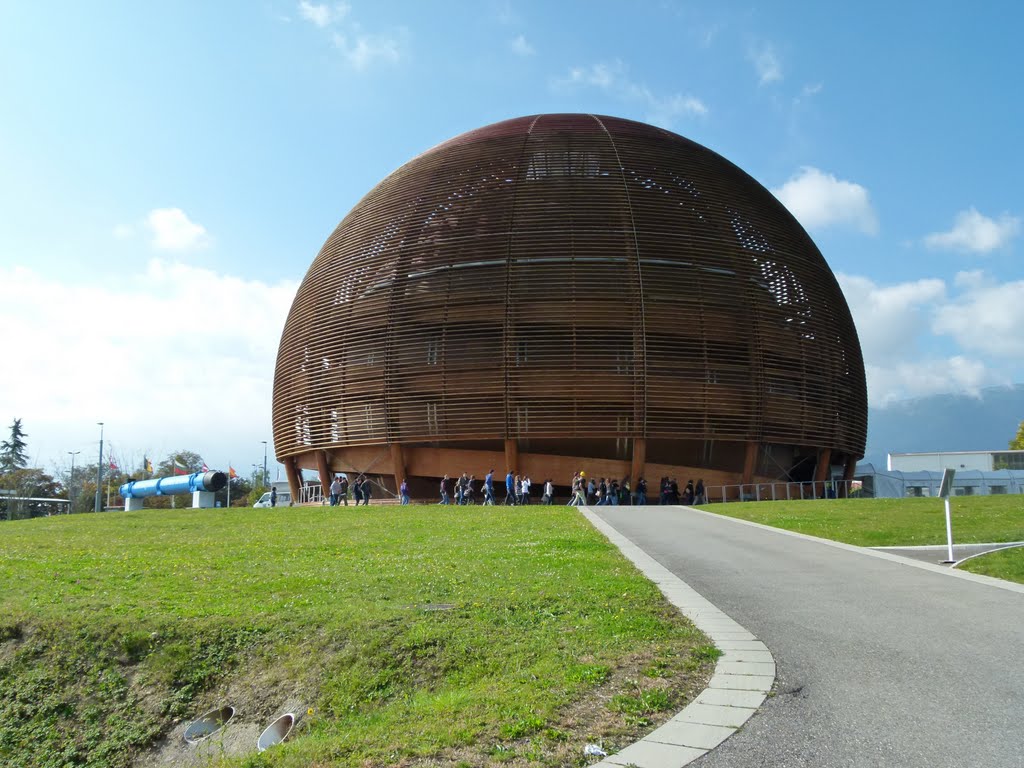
[580,507,774,768]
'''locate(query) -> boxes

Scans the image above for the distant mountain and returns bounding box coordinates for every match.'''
[863,385,1024,466]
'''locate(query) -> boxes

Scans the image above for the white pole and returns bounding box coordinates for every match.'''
[227,461,232,509]
[944,497,955,562]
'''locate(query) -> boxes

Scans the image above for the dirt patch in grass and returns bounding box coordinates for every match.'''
[134,641,325,767]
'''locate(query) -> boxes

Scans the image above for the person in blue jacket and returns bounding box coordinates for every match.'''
[484,469,495,505]
[504,470,516,505]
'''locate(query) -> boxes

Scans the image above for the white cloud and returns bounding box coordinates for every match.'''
[772,166,878,235]
[932,274,1024,357]
[145,208,209,251]
[0,260,298,472]
[838,273,946,366]
[510,34,535,56]
[837,271,1022,406]
[751,43,782,85]
[563,62,615,88]
[866,357,995,407]
[297,2,403,70]
[554,60,707,128]
[297,1,349,28]
[332,33,401,70]
[924,207,1020,253]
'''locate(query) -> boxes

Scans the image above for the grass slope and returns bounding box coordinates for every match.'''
[0,505,713,767]
[698,495,1024,547]
[957,546,1024,584]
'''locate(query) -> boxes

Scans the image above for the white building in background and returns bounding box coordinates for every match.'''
[888,450,1024,473]
[853,449,1024,498]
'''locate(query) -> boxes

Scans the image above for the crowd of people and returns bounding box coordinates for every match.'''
[425,470,556,506]
[561,473,704,507]
[327,469,707,506]
[327,474,374,506]
[566,472,628,505]
[564,474,706,506]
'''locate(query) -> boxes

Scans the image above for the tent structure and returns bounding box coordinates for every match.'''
[854,463,1024,498]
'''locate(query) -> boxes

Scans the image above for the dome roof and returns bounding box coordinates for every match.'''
[273,114,866,465]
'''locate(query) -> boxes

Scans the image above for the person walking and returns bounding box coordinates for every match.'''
[484,469,495,505]
[400,478,410,505]
[339,474,349,506]
[329,475,342,506]
[270,487,277,508]
[352,475,363,505]
[504,470,516,506]
[573,478,587,506]
[542,478,553,504]
[567,474,581,506]
[683,479,695,506]
[361,476,372,505]
[521,475,532,504]
[439,474,451,505]
[635,477,647,506]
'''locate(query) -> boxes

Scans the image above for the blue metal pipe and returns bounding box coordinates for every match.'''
[120,471,227,499]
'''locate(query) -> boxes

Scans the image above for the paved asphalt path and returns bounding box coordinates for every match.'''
[590,506,1024,768]
[873,541,1024,566]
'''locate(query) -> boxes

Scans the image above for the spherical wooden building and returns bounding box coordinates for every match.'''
[273,114,867,501]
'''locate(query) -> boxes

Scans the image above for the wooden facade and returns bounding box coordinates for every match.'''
[272,114,867,499]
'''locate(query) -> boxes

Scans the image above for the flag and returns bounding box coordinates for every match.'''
[229,466,238,479]
[109,459,119,471]
[144,456,153,474]
[172,459,188,476]
[201,460,209,472]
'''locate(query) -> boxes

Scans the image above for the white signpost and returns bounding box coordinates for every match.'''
[938,468,956,563]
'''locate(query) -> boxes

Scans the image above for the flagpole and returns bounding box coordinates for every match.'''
[227,460,232,509]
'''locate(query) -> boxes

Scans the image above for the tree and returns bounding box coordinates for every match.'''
[0,418,29,472]
[156,450,204,478]
[1011,420,1024,451]
[0,467,62,520]
[219,476,252,508]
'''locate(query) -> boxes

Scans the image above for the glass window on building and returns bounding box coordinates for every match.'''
[990,485,1008,495]
[993,452,1024,470]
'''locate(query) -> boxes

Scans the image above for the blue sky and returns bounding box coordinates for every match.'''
[1,1,1022,475]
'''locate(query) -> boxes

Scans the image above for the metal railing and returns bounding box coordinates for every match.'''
[299,484,323,505]
[702,479,862,503]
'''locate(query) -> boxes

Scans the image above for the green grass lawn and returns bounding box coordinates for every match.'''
[697,494,1024,548]
[957,546,1024,584]
[0,504,712,768]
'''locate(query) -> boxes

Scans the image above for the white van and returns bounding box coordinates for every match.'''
[253,491,291,508]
